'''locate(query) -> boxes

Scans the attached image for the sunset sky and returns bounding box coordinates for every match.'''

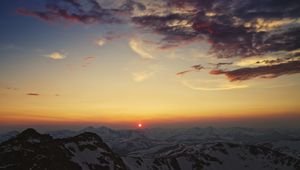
[0,0,300,130]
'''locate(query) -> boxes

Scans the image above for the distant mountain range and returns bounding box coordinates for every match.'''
[0,127,300,170]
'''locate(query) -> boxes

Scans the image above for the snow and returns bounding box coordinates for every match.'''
[64,142,111,170]
[123,143,300,170]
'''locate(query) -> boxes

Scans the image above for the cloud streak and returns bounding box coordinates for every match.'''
[176,64,204,76]
[210,60,300,82]
[180,79,248,91]
[27,93,40,96]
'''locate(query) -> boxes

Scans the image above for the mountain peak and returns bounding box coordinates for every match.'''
[76,132,103,141]
[18,128,41,138]
[16,128,52,142]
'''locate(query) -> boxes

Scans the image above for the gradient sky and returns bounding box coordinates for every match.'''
[0,0,300,130]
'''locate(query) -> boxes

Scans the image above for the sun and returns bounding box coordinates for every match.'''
[138,123,143,128]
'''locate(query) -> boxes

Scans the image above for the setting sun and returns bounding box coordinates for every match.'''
[138,123,143,128]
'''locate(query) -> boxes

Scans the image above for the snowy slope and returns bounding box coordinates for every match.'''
[123,142,300,170]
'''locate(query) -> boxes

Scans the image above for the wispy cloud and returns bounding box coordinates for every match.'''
[131,71,154,82]
[129,38,155,60]
[45,52,66,60]
[129,64,164,82]
[181,79,248,91]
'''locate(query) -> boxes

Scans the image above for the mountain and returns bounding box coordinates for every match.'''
[45,126,300,156]
[1,127,300,170]
[123,143,300,170]
[49,126,161,155]
[0,128,127,170]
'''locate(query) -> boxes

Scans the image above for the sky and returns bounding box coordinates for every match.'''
[0,0,300,130]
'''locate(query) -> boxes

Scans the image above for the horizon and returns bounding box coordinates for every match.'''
[1,0,300,131]
[2,124,300,135]
[1,113,300,133]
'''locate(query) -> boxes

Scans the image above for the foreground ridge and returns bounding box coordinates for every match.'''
[0,128,127,170]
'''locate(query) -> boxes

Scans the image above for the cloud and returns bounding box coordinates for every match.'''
[18,0,300,82]
[97,38,106,46]
[131,71,154,82]
[17,0,145,25]
[211,62,233,69]
[17,3,121,24]
[129,38,155,59]
[96,32,127,46]
[132,1,300,59]
[180,79,248,91]
[129,64,163,82]
[27,93,40,96]
[234,51,299,67]
[46,52,66,60]
[210,60,300,81]
[131,0,300,80]
[176,64,204,76]
[82,56,96,67]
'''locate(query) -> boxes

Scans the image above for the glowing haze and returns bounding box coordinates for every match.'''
[0,0,300,130]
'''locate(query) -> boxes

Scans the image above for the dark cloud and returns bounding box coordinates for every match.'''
[133,0,300,58]
[17,0,145,24]
[131,0,300,80]
[27,93,40,96]
[210,60,300,81]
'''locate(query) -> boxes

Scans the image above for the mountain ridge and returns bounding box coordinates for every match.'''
[0,128,127,170]
[1,127,300,170]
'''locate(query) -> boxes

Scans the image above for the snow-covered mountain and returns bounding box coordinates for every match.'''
[124,142,300,170]
[1,127,300,170]
[48,126,166,155]
[45,127,300,154]
[0,129,127,170]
